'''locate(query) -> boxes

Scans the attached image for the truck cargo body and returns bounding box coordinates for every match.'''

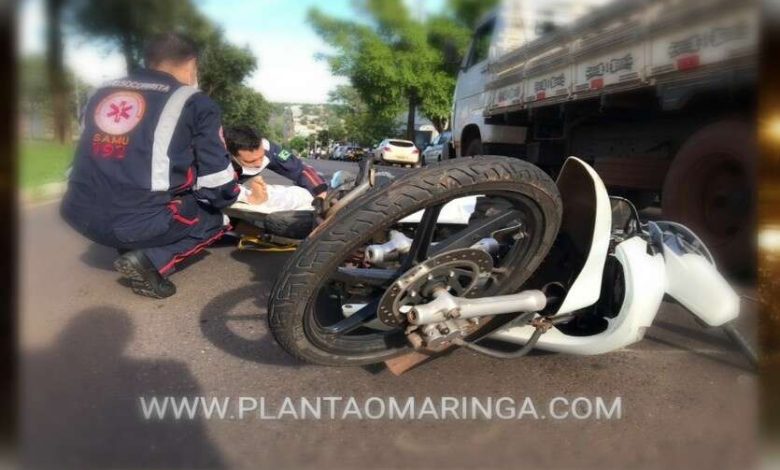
[452,0,758,273]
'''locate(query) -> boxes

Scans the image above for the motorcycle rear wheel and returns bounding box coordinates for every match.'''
[268,156,562,366]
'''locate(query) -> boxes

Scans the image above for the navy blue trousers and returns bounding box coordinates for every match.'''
[63,192,228,275]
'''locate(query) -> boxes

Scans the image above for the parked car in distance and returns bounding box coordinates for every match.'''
[343,145,365,161]
[422,131,452,164]
[374,139,421,167]
[330,145,346,160]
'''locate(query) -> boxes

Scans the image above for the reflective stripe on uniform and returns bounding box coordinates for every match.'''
[195,162,235,189]
[151,86,199,191]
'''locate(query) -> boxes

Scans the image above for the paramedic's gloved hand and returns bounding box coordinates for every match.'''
[247,177,268,205]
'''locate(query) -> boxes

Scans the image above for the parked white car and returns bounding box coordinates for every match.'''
[374,139,421,167]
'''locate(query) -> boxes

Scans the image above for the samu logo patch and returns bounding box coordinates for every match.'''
[94,91,146,135]
[277,149,291,161]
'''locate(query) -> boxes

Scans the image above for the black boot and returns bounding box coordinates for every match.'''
[113,250,177,299]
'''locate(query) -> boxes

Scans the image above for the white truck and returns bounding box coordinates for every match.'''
[451,0,758,273]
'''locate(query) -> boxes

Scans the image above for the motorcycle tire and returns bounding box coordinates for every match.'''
[268,156,562,366]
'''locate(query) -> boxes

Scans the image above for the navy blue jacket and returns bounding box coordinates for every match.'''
[62,69,239,244]
[234,140,326,196]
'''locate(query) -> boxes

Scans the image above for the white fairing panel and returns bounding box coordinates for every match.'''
[661,243,740,327]
[489,236,666,354]
[554,157,612,314]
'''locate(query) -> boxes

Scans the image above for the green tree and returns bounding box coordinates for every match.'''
[21,55,88,140]
[310,0,432,137]
[328,85,397,147]
[198,37,271,131]
[73,0,212,72]
[447,0,499,29]
[319,114,347,144]
[309,0,494,135]
[44,0,71,142]
[288,136,309,154]
[71,0,271,133]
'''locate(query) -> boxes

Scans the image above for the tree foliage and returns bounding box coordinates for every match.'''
[447,0,499,29]
[288,136,309,154]
[309,0,498,135]
[198,37,271,132]
[72,0,212,71]
[328,85,397,147]
[21,55,89,139]
[67,0,270,132]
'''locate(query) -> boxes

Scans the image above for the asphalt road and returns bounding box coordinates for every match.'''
[19,158,757,469]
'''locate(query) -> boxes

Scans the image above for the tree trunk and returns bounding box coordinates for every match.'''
[406,93,416,141]
[122,34,138,73]
[431,116,446,133]
[45,0,70,143]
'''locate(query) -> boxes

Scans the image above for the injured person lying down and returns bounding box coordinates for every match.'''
[223,126,328,239]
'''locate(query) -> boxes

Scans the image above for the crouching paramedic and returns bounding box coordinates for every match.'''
[61,33,265,299]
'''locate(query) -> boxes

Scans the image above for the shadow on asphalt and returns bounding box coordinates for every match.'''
[645,320,754,372]
[199,282,306,368]
[79,243,117,271]
[198,249,307,368]
[23,307,223,468]
[200,249,388,374]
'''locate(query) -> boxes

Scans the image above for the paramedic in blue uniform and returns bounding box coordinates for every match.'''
[61,33,266,299]
[223,125,327,197]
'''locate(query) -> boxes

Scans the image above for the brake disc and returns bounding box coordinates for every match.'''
[377,248,494,327]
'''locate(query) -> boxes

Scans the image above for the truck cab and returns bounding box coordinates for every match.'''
[453,14,497,157]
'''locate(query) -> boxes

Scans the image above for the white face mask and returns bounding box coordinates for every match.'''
[240,156,270,175]
[238,139,272,175]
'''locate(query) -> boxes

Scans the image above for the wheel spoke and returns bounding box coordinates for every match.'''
[333,267,397,286]
[430,208,524,256]
[321,299,380,335]
[450,282,466,296]
[401,204,442,271]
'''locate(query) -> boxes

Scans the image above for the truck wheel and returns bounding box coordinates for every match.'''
[661,120,755,275]
[464,138,483,156]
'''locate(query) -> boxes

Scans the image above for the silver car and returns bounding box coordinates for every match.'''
[422,131,452,164]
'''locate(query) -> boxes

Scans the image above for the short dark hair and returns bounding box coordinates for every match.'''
[224,126,263,156]
[143,33,199,68]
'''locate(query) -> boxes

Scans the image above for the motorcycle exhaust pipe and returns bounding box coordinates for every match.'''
[408,288,547,325]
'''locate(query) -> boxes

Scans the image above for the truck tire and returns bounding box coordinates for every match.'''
[268,156,562,366]
[464,138,483,156]
[661,120,755,275]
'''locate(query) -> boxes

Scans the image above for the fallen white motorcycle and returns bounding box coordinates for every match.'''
[268,156,755,367]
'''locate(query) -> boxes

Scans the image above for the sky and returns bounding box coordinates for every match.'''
[19,0,446,104]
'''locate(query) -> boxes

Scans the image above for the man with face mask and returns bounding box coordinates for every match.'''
[224,125,327,203]
[61,33,264,299]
